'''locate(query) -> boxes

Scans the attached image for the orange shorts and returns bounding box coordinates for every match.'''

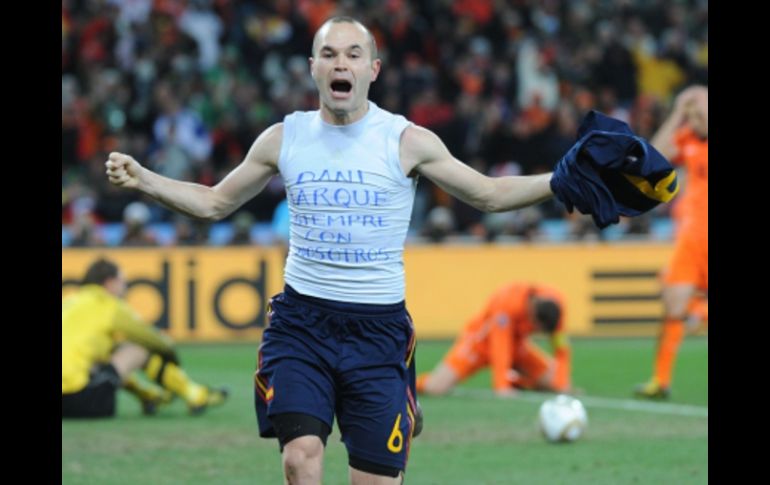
[663,234,708,290]
[444,339,552,382]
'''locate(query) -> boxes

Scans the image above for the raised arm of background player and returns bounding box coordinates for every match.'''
[105,124,554,219]
[650,86,707,159]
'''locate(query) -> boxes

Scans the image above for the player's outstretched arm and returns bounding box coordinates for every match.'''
[105,123,283,221]
[401,125,553,213]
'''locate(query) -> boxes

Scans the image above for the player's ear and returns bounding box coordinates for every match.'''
[371,58,382,82]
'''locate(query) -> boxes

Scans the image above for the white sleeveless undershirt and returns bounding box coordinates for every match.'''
[278,102,416,304]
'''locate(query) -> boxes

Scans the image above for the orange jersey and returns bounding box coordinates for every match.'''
[446,283,571,391]
[672,127,708,240]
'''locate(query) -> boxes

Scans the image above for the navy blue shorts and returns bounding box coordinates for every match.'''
[255,285,418,471]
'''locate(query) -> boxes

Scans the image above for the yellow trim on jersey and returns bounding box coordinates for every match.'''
[622,171,679,202]
[254,373,274,401]
[255,375,268,393]
[405,336,416,367]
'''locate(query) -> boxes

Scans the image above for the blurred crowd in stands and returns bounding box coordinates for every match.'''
[62,0,707,246]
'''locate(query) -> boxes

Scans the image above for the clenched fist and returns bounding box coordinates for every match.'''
[105,152,142,189]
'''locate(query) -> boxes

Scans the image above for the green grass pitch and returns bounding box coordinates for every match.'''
[62,337,707,484]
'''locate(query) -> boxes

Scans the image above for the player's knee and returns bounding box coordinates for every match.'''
[662,290,692,320]
[110,343,150,380]
[282,436,324,476]
[349,455,403,481]
[272,412,331,452]
[663,299,689,320]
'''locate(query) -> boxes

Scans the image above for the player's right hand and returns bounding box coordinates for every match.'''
[106,152,142,189]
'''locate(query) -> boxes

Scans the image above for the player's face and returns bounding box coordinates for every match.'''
[310,22,381,122]
[106,272,127,297]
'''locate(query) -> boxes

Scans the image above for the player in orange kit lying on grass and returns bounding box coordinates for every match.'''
[417,283,572,397]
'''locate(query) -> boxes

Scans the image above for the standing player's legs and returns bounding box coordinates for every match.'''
[337,314,417,485]
[256,287,420,484]
[275,415,330,484]
[657,284,696,385]
[254,290,338,485]
[343,364,414,485]
[636,236,707,398]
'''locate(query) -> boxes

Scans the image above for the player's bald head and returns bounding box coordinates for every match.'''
[312,16,378,61]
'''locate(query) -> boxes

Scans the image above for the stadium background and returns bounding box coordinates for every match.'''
[62,0,707,338]
[62,1,707,483]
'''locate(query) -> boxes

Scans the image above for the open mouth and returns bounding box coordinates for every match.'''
[330,80,353,97]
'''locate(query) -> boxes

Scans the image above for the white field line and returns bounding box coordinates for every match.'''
[449,388,708,418]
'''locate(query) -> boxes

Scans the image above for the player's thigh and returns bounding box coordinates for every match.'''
[256,355,336,417]
[663,237,708,287]
[337,363,415,475]
[255,296,338,436]
[662,239,704,317]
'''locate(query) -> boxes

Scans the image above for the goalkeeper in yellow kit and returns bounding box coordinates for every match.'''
[62,257,228,418]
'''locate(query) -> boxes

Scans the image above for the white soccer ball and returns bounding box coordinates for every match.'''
[538,394,588,443]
